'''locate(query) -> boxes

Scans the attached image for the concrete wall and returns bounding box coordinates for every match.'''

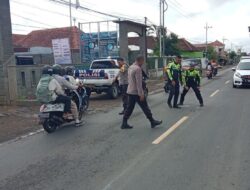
[0,0,17,104]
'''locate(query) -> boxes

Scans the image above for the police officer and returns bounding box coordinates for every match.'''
[167,55,183,109]
[179,63,204,107]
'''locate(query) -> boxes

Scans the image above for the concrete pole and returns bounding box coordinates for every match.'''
[159,0,162,57]
[69,0,72,27]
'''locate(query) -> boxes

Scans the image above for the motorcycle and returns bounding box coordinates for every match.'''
[213,67,218,77]
[164,80,170,93]
[206,70,213,79]
[38,86,89,133]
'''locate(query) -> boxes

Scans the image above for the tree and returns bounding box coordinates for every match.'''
[229,51,237,60]
[207,46,218,60]
[154,33,180,56]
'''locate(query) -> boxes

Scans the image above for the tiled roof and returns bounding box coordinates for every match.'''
[177,38,198,51]
[209,40,224,47]
[12,34,27,47]
[13,26,80,49]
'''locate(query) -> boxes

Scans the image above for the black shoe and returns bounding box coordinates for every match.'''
[119,111,125,115]
[121,119,133,129]
[173,105,181,109]
[179,102,183,106]
[151,120,163,128]
[121,124,133,129]
[167,102,173,108]
[200,103,204,107]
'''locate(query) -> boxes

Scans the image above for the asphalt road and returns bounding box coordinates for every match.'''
[1,67,250,190]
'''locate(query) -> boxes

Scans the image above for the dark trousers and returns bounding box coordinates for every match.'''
[54,95,71,113]
[180,83,203,104]
[124,95,153,121]
[168,81,180,106]
[121,84,128,111]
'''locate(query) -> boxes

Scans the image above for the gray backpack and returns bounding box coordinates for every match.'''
[36,75,54,103]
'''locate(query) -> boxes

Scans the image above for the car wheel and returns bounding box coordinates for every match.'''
[108,83,119,99]
[233,83,237,88]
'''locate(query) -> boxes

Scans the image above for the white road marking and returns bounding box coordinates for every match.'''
[225,80,230,84]
[210,89,220,97]
[152,116,189,145]
[0,129,44,147]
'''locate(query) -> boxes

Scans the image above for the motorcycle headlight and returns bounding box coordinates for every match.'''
[235,72,241,78]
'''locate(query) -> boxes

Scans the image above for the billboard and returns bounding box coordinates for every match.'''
[80,31,118,63]
[52,38,72,64]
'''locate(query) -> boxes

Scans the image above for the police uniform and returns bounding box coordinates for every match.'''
[180,68,204,106]
[167,61,182,108]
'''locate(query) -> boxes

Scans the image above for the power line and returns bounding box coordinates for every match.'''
[12,23,48,29]
[11,0,87,22]
[12,13,56,27]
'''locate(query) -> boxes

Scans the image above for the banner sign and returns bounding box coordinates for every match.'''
[52,38,72,64]
[80,31,118,63]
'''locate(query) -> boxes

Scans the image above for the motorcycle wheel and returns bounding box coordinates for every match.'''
[43,119,57,133]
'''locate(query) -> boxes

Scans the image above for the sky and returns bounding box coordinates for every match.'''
[10,0,250,52]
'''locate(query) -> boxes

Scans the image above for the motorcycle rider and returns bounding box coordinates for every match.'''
[65,66,77,86]
[36,65,71,115]
[52,64,82,125]
[179,63,204,107]
[166,55,183,109]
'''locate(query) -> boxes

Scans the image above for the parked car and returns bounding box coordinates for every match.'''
[232,59,250,88]
[240,56,250,61]
[75,58,120,99]
[181,58,202,73]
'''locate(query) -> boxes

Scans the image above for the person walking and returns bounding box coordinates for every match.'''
[167,55,183,109]
[121,55,162,129]
[117,58,129,115]
[179,63,204,107]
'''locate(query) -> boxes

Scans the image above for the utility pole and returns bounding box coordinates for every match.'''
[159,0,162,57]
[69,0,72,27]
[204,22,212,58]
[159,0,168,57]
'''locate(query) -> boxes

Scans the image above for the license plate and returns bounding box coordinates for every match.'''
[38,113,50,119]
[42,104,64,112]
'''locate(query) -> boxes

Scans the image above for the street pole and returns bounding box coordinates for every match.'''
[162,0,168,57]
[159,0,162,57]
[205,22,212,58]
[69,0,72,27]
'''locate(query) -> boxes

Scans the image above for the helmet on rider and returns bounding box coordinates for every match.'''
[65,66,75,76]
[42,65,53,76]
[52,64,63,76]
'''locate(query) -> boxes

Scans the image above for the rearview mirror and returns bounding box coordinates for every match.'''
[232,67,236,72]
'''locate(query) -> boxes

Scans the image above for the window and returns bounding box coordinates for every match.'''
[21,72,26,87]
[31,71,36,86]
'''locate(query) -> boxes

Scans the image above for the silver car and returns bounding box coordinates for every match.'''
[232,60,250,88]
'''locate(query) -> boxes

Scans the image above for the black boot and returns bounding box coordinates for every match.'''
[150,119,162,128]
[167,101,173,108]
[121,118,133,129]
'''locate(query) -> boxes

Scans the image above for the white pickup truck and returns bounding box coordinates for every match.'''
[76,58,121,99]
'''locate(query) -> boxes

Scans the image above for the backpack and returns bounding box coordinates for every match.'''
[36,75,54,103]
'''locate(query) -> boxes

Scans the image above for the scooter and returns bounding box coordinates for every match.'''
[206,70,213,79]
[38,86,89,133]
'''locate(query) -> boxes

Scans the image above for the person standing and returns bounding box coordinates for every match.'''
[179,63,204,107]
[117,58,129,115]
[167,55,183,109]
[121,55,162,129]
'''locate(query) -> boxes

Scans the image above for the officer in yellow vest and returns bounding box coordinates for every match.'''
[166,55,183,108]
[179,63,204,107]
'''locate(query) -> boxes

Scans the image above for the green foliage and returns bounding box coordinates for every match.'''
[229,51,237,59]
[154,33,180,57]
[207,46,218,60]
